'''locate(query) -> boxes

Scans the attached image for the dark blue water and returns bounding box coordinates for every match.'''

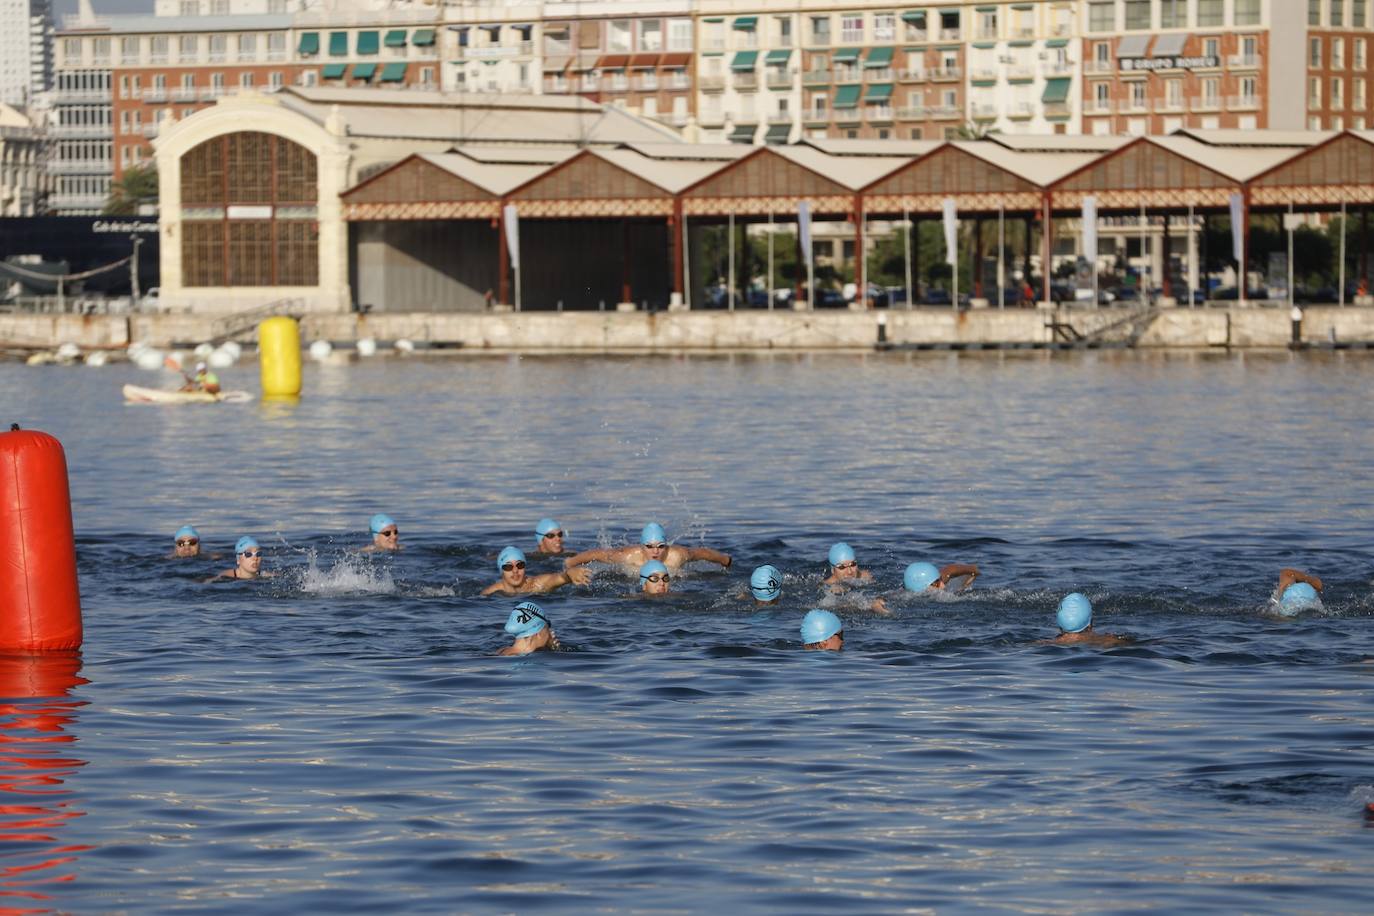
[3,351,1374,913]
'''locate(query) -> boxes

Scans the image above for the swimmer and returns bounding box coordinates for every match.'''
[497,601,560,656]
[639,560,672,595]
[481,546,591,597]
[360,513,400,553]
[564,522,731,575]
[821,542,874,587]
[1274,568,1323,615]
[750,564,782,605]
[1043,593,1126,648]
[903,561,979,594]
[179,361,221,394]
[170,525,201,558]
[801,609,844,652]
[532,518,568,556]
[206,536,273,582]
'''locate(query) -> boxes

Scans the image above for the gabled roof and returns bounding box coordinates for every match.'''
[771,146,907,190]
[1173,128,1332,149]
[799,137,942,158]
[987,134,1131,154]
[951,141,1099,186]
[618,142,752,161]
[1145,136,1302,182]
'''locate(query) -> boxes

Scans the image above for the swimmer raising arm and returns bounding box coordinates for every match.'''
[484,546,591,597]
[564,522,731,574]
[936,563,979,592]
[1276,568,1322,595]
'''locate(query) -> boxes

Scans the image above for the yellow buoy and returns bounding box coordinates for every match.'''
[258,316,302,397]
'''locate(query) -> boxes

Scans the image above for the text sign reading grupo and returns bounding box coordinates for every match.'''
[226,205,273,220]
[1120,55,1221,72]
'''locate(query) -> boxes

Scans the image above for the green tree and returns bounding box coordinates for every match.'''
[104,164,158,215]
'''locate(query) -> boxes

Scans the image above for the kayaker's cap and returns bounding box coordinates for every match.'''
[904,562,940,592]
[750,565,782,601]
[504,601,548,639]
[801,609,843,644]
[1057,593,1093,633]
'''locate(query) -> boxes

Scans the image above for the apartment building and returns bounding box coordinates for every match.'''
[0,0,53,109]
[0,102,47,215]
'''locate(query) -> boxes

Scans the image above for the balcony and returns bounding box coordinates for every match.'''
[1228,54,1260,70]
[51,125,110,139]
[172,87,197,102]
[1012,26,1035,39]
[579,76,601,92]
[903,29,928,43]
[940,29,961,41]
[970,66,998,83]
[1190,96,1222,112]
[841,29,864,43]
[1044,101,1071,119]
[1008,65,1035,82]
[47,159,112,174]
[734,72,759,90]
[607,76,630,92]
[975,31,998,43]
[49,194,108,212]
[1007,101,1034,119]
[834,107,862,123]
[768,112,794,124]
[140,123,159,138]
[766,70,793,89]
[897,68,925,82]
[456,42,534,60]
[1085,60,1114,75]
[142,88,168,102]
[704,38,726,51]
[653,112,691,127]
[700,75,726,91]
[1156,98,1185,113]
[266,50,286,62]
[896,105,926,119]
[866,105,894,122]
[805,108,829,123]
[53,88,109,103]
[237,51,258,63]
[866,67,894,82]
[972,103,999,120]
[665,74,691,90]
[1052,22,1072,36]
[1045,60,1075,77]
[209,52,226,63]
[120,55,139,66]
[149,53,168,64]
[929,104,961,119]
[634,75,659,91]
[544,77,570,93]
[1085,99,1115,114]
[803,69,830,85]
[1228,94,1260,110]
[1123,98,1149,113]
[930,67,961,81]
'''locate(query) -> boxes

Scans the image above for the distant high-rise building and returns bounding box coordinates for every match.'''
[1,0,54,108]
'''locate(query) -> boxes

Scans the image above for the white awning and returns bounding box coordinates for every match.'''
[1117,34,1150,58]
[1150,33,1188,57]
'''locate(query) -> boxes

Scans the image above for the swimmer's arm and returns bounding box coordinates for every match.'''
[202,569,235,583]
[531,568,590,591]
[683,547,731,568]
[1277,567,1322,593]
[479,581,507,597]
[939,563,979,591]
[496,645,518,657]
[564,547,620,570]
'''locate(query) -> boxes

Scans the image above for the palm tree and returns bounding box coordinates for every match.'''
[104,164,158,215]
[953,121,1001,140]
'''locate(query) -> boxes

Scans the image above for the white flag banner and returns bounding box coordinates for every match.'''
[942,197,958,266]
[503,203,521,270]
[797,201,813,264]
[1081,195,1098,265]
[1228,192,1244,263]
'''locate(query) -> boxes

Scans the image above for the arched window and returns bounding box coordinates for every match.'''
[180,132,318,286]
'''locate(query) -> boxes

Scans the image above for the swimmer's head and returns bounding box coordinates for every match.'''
[640,560,671,594]
[903,562,940,592]
[235,536,259,556]
[235,536,262,573]
[1056,593,1093,633]
[173,525,200,557]
[800,609,844,650]
[1278,582,1320,616]
[369,513,395,535]
[504,601,549,639]
[535,518,564,550]
[828,542,858,578]
[498,546,527,580]
[750,565,782,602]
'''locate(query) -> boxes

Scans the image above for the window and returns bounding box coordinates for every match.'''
[668,19,692,50]
[1310,0,1322,25]
[238,34,256,60]
[209,34,227,61]
[904,11,927,40]
[63,37,80,59]
[1333,77,1345,108]
[179,35,198,61]
[939,10,960,38]
[181,73,195,90]
[1311,38,1323,69]
[1310,76,1323,106]
[211,72,224,89]
[1333,0,1346,27]
[120,37,139,62]
[841,15,864,44]
[1358,39,1367,70]
[1130,81,1147,109]
[1243,36,1259,60]
[1096,42,1110,66]
[179,0,199,15]
[241,72,254,88]
[1094,82,1110,107]
[1197,0,1223,26]
[810,16,830,45]
[268,34,286,59]
[1236,0,1261,25]
[1204,38,1219,58]
[92,38,110,62]
[874,12,895,42]
[1166,79,1182,107]
[776,16,792,47]
[608,20,631,52]
[1201,77,1219,104]
[1088,2,1115,32]
[639,19,662,51]
[1124,0,1150,30]
[1358,2,1369,28]
[977,9,998,38]
[1355,77,1366,107]
[1335,38,1346,69]
[1160,0,1186,28]
[150,36,168,61]
[211,0,229,13]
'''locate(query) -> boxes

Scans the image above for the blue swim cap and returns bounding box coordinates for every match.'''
[904,562,940,592]
[535,518,561,542]
[641,522,667,545]
[497,546,526,571]
[369,513,395,535]
[174,525,199,542]
[504,601,548,639]
[1057,593,1093,633]
[750,565,782,601]
[235,536,259,555]
[1278,582,1320,615]
[800,609,843,644]
[639,560,669,580]
[828,542,856,567]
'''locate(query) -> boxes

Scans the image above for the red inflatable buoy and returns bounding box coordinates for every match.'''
[0,427,82,651]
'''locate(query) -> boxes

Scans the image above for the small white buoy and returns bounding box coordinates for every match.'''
[357,337,377,357]
[193,342,215,359]
[394,338,415,354]
[220,341,243,360]
[84,351,108,368]
[126,341,148,358]
[26,352,54,366]
[308,340,333,361]
[135,348,165,371]
[55,342,81,360]
[208,347,235,369]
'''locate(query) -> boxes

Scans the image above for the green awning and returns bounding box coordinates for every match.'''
[1045,38,1069,48]
[298,32,319,55]
[937,45,962,52]
[864,83,893,101]
[1009,40,1035,47]
[380,62,407,82]
[321,63,346,79]
[729,124,756,143]
[972,42,996,49]
[900,11,926,24]
[384,30,406,47]
[357,31,379,55]
[328,32,347,56]
[733,17,757,30]
[412,29,435,46]
[765,49,792,65]
[833,84,862,108]
[976,5,998,11]
[731,50,758,71]
[1012,3,1035,9]
[703,17,723,24]
[351,62,377,80]
[833,47,861,62]
[1042,77,1071,104]
[764,123,791,144]
[864,47,894,67]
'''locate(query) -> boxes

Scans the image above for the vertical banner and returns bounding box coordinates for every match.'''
[1228,193,1244,263]
[942,198,958,265]
[797,200,813,262]
[503,204,520,269]
[1081,195,1098,265]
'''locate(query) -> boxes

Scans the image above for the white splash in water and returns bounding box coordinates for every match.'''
[297,551,397,596]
